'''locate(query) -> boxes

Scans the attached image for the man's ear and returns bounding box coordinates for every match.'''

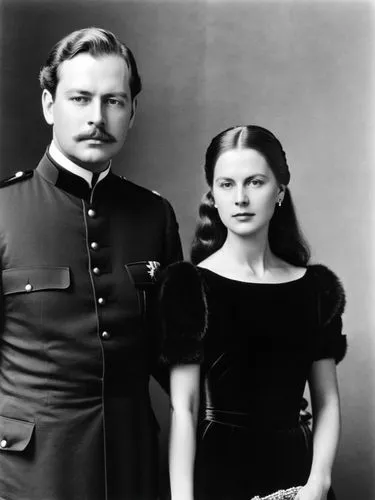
[129,98,137,129]
[42,89,55,125]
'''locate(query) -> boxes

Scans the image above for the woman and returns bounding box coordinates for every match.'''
[160,125,347,500]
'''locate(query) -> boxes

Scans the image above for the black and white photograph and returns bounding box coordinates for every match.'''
[0,1,373,499]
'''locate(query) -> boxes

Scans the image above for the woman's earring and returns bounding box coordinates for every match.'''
[278,198,282,207]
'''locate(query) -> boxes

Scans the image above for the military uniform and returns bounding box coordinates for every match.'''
[0,152,182,500]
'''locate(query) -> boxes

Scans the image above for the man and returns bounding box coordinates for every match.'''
[0,27,182,500]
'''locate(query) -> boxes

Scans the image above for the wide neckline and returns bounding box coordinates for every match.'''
[198,266,309,286]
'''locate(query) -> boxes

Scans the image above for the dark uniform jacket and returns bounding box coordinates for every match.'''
[0,152,182,500]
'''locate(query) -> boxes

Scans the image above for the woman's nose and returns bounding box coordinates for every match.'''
[235,188,249,206]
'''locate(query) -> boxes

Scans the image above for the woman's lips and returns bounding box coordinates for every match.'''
[232,213,255,218]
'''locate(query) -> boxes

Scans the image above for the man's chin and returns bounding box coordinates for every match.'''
[74,149,114,170]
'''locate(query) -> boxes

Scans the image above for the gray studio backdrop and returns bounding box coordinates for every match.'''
[0,0,374,498]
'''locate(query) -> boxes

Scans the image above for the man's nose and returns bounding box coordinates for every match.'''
[234,187,249,206]
[88,100,105,127]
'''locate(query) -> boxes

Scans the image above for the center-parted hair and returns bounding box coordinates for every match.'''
[39,27,142,100]
[191,125,310,266]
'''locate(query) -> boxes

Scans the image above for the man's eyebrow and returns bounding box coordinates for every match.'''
[65,90,130,99]
[103,92,129,100]
[65,89,93,95]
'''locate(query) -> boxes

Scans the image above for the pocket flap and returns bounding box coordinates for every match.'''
[0,415,35,452]
[2,266,70,295]
[125,261,161,289]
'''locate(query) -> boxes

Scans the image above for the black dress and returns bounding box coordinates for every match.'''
[160,262,347,500]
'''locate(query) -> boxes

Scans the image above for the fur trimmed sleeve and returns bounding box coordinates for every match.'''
[159,261,207,366]
[310,264,347,364]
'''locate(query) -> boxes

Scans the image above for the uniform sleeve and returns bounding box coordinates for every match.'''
[311,265,347,364]
[150,198,184,389]
[159,261,207,366]
[161,198,183,266]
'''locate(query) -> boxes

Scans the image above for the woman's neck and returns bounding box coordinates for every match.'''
[219,229,277,278]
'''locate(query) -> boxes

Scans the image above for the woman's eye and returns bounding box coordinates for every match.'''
[220,182,232,189]
[250,179,264,187]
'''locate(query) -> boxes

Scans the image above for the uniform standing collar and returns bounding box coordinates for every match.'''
[36,150,114,201]
[49,141,111,188]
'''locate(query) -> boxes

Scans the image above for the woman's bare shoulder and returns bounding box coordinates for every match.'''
[196,251,222,272]
[274,258,307,281]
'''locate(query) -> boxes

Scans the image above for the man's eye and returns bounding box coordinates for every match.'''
[107,98,124,107]
[71,96,88,104]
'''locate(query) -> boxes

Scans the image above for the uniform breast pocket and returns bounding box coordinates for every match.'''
[1,267,71,340]
[2,267,71,318]
[125,261,161,319]
[2,267,70,296]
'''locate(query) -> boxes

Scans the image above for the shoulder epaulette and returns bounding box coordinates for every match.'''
[119,175,162,198]
[0,170,34,188]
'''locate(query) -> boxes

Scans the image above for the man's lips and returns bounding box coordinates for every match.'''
[81,136,114,143]
[75,132,116,143]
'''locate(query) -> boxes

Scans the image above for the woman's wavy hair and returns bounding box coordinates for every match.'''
[191,125,310,266]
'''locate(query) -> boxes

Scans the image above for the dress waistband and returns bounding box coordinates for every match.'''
[203,406,300,431]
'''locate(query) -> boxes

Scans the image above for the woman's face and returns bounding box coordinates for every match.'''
[212,148,283,238]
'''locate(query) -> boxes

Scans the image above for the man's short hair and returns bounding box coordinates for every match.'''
[39,27,142,100]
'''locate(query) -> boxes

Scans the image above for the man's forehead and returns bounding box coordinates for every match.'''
[57,53,131,90]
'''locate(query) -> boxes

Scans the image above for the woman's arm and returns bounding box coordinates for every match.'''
[296,358,341,500]
[169,363,200,500]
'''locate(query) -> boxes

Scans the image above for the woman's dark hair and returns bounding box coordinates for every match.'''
[191,125,310,266]
[39,27,142,100]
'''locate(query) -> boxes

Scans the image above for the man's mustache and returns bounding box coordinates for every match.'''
[75,129,116,143]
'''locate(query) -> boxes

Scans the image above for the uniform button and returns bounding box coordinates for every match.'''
[90,242,99,251]
[93,267,101,276]
[101,331,110,340]
[98,297,105,306]
[0,439,7,448]
[88,209,96,218]
[25,284,33,292]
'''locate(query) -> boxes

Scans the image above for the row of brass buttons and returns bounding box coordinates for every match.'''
[88,210,110,341]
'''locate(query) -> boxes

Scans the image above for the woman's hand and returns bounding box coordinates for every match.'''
[294,479,329,500]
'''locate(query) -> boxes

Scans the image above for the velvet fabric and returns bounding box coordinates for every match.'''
[160,262,346,499]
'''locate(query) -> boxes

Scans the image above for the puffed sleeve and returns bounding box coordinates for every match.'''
[159,261,207,366]
[310,264,347,364]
